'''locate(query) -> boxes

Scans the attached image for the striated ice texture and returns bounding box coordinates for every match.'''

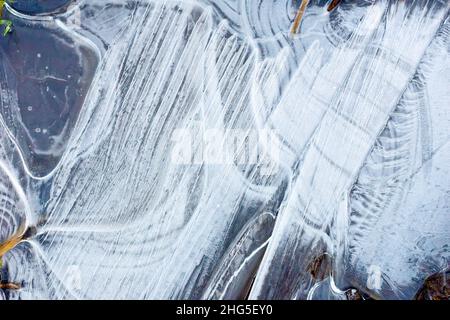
[0,0,448,300]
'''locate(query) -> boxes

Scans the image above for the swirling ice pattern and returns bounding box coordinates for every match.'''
[0,0,448,300]
[0,162,27,244]
[346,22,450,299]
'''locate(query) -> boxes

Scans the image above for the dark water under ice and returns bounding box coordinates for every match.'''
[11,0,72,14]
[0,8,98,177]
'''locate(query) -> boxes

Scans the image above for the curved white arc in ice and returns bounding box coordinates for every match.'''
[4,2,54,21]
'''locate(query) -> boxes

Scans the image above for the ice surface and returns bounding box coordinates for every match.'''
[0,3,98,177]
[0,0,448,300]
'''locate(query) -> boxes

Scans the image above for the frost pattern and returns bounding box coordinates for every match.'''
[0,0,448,300]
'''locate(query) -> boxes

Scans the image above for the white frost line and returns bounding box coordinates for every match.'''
[0,159,32,225]
[5,3,53,21]
[55,19,102,62]
[24,239,81,299]
[306,276,346,300]
[218,237,271,300]
[0,114,56,180]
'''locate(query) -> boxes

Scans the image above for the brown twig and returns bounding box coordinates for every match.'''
[0,226,36,258]
[291,0,310,35]
[0,282,21,290]
[327,0,342,12]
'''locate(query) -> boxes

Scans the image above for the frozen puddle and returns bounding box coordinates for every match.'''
[0,0,448,300]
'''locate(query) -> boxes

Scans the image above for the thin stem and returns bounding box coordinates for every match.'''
[291,0,310,35]
[327,0,342,12]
